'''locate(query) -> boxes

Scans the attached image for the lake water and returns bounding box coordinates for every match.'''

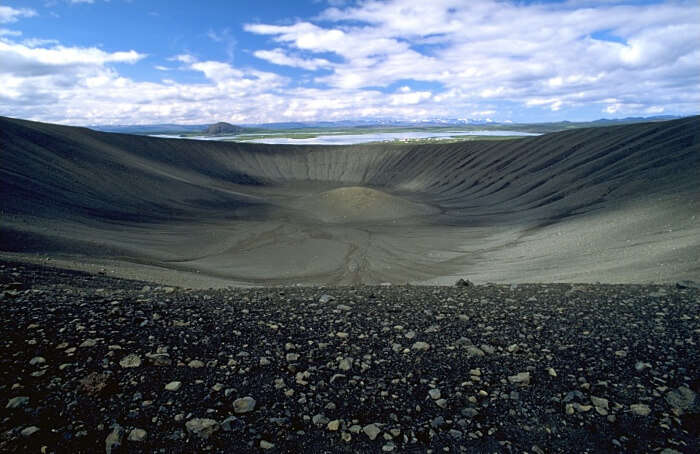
[152,130,539,145]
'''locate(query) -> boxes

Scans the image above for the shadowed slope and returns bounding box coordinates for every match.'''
[1,116,698,285]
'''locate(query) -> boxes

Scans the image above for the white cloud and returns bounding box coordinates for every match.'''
[0,6,36,23]
[0,28,22,37]
[1,0,698,124]
[253,48,331,70]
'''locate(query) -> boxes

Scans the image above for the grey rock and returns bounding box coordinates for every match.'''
[20,426,39,437]
[428,388,441,400]
[6,396,29,409]
[233,396,256,414]
[80,338,98,348]
[119,354,142,368]
[411,341,430,351]
[676,280,700,289]
[319,294,334,303]
[128,428,147,442]
[630,403,651,416]
[187,360,205,368]
[105,425,123,454]
[590,396,609,410]
[455,278,474,287]
[338,358,352,371]
[461,407,479,418]
[185,418,219,439]
[221,416,243,432]
[29,356,45,366]
[431,416,445,428]
[465,345,485,357]
[665,386,696,411]
[165,381,182,391]
[508,372,531,385]
[312,414,329,427]
[363,423,381,440]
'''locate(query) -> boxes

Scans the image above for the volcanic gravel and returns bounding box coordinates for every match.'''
[1,260,698,453]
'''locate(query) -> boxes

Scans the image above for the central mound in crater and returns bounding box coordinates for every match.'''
[292,186,440,223]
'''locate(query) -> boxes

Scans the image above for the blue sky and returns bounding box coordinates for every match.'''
[0,0,698,125]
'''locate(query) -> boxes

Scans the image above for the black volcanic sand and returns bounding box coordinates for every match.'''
[1,260,698,453]
[2,116,699,286]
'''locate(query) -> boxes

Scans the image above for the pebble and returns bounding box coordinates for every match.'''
[119,354,141,368]
[80,338,98,347]
[20,426,39,437]
[630,403,651,416]
[233,396,256,414]
[411,341,430,351]
[105,426,122,454]
[363,424,381,440]
[319,294,334,303]
[128,428,147,442]
[6,396,29,409]
[508,372,531,385]
[165,381,182,391]
[185,418,219,439]
[29,356,45,366]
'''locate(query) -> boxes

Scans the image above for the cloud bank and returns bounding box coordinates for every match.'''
[0,0,698,124]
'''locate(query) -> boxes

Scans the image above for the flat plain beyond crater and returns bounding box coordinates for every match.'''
[1,115,699,286]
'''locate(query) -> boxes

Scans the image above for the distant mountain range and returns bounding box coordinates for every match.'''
[88,115,683,135]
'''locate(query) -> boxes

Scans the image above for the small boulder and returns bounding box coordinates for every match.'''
[185,418,219,439]
[233,396,256,414]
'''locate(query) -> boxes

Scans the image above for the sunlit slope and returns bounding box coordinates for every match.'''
[1,116,698,285]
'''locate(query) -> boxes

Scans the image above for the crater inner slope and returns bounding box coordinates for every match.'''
[1,115,698,286]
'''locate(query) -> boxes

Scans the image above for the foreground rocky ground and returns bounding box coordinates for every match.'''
[1,260,698,453]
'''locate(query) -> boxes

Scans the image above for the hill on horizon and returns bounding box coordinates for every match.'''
[204,122,247,135]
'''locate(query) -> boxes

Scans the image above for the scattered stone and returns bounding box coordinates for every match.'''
[119,354,141,368]
[590,396,609,410]
[29,356,45,366]
[630,403,651,416]
[411,341,430,351]
[165,381,182,391]
[187,360,205,368]
[233,396,256,414]
[665,386,696,411]
[128,428,147,442]
[185,418,219,439]
[428,388,441,400]
[6,396,29,409]
[508,372,531,386]
[675,280,700,289]
[105,425,122,454]
[20,426,39,437]
[363,424,381,440]
[260,440,275,450]
[319,294,334,303]
[338,358,352,371]
[455,278,474,287]
[78,372,111,396]
[80,338,98,347]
